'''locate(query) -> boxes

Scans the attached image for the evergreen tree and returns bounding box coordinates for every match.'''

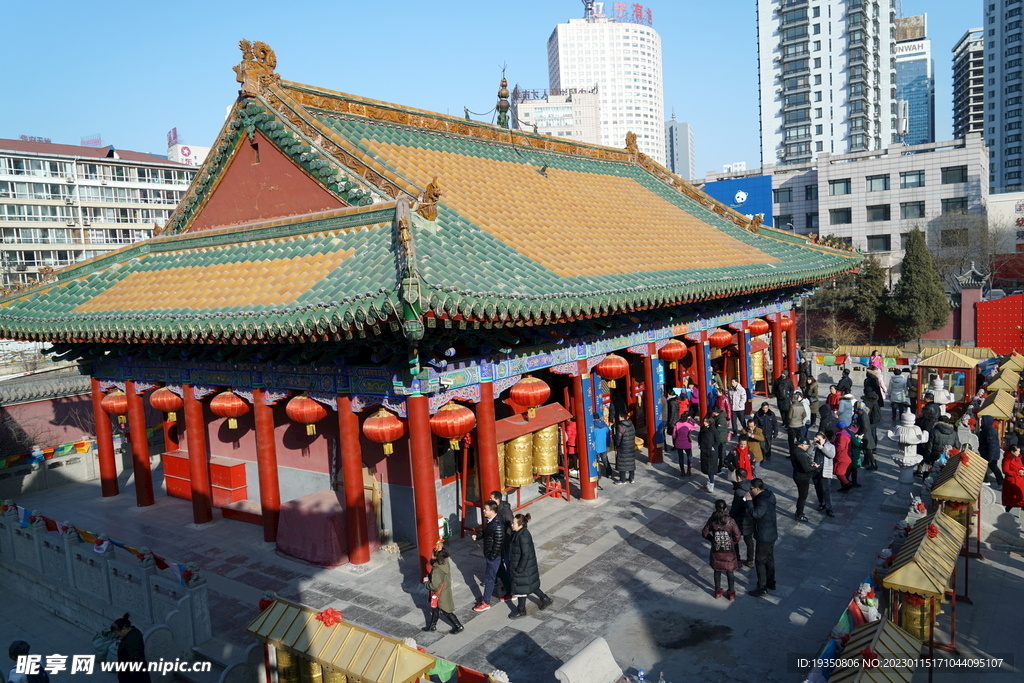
[888,229,950,341]
[852,255,888,343]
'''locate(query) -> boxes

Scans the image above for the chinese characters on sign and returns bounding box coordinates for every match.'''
[18,135,52,144]
[586,1,654,26]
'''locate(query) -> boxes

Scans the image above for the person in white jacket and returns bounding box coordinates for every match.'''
[728,378,748,436]
[812,431,836,517]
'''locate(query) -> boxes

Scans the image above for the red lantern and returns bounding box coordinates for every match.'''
[286,395,328,436]
[658,340,687,369]
[509,376,551,417]
[430,402,477,450]
[594,354,629,389]
[149,387,184,422]
[101,390,129,426]
[708,329,733,348]
[748,319,770,336]
[210,391,249,429]
[363,408,405,454]
[780,316,795,331]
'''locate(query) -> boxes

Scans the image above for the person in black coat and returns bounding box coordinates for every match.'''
[927,416,960,468]
[817,404,838,442]
[507,513,553,619]
[665,388,681,452]
[916,392,942,464]
[790,439,817,521]
[863,370,885,409]
[980,415,1005,487]
[855,404,878,470]
[111,614,151,683]
[743,478,778,596]
[773,374,793,419]
[754,402,779,461]
[613,417,638,484]
[836,369,853,395]
[698,416,722,493]
[472,501,510,611]
[730,473,756,568]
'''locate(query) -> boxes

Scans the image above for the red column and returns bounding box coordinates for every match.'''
[161,414,179,453]
[124,381,154,507]
[182,385,213,525]
[695,337,709,420]
[253,389,281,542]
[770,314,784,385]
[407,394,439,577]
[475,381,501,498]
[573,361,597,500]
[91,378,118,497]
[786,314,798,389]
[337,395,369,564]
[643,342,661,464]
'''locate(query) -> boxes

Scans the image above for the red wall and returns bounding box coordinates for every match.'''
[0,394,94,456]
[189,130,345,232]
[976,293,1024,354]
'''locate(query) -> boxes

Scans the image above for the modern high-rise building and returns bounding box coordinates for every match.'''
[984,2,1024,193]
[510,86,602,144]
[548,2,665,164]
[665,119,694,181]
[756,0,896,167]
[0,139,196,288]
[894,15,935,146]
[952,28,985,141]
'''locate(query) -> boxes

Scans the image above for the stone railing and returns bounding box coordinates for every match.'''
[0,505,212,682]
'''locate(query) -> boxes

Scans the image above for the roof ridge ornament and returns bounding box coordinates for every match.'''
[415,176,442,221]
[233,39,280,96]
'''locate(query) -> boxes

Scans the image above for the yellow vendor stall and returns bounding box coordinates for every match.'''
[247,599,436,683]
[826,619,923,683]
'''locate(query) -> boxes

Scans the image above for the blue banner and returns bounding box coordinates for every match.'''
[653,358,665,447]
[581,375,598,480]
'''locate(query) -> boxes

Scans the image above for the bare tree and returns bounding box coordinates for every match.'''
[927,212,1015,283]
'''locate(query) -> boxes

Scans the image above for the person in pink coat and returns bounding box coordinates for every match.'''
[834,421,854,492]
[673,413,698,477]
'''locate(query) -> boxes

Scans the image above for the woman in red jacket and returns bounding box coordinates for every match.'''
[834,422,854,492]
[1003,445,1024,512]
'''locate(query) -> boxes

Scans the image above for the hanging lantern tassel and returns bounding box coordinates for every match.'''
[118,415,127,426]
[228,418,238,430]
[449,438,460,451]
[607,379,616,389]
[383,441,394,455]
[527,406,537,418]
[307,423,317,436]
[167,411,177,423]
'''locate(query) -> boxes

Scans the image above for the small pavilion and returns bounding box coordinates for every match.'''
[0,42,859,574]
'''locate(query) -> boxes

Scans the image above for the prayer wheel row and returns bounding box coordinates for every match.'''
[499,424,561,487]
[275,648,347,683]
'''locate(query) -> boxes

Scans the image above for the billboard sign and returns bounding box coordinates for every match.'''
[585,1,654,26]
[167,143,211,167]
[700,175,774,227]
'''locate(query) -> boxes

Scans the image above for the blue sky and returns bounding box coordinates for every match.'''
[3,0,979,177]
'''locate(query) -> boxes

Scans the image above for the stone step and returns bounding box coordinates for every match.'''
[221,500,263,526]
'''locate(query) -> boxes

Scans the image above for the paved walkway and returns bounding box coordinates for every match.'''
[6,387,1024,682]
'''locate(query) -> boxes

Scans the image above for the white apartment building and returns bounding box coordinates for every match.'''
[984,0,1024,193]
[0,139,196,287]
[548,6,665,164]
[510,87,602,145]
[757,0,896,168]
[665,119,695,181]
[699,134,989,275]
[952,28,985,141]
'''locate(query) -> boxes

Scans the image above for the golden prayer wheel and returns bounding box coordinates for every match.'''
[751,350,764,385]
[899,598,930,641]
[942,503,970,528]
[533,424,560,475]
[322,669,347,683]
[275,648,299,683]
[298,658,322,683]
[505,433,535,487]
[497,441,506,491]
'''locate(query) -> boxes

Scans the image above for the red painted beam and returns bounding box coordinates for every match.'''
[125,381,154,507]
[91,378,118,498]
[183,384,213,524]
[408,394,439,577]
[253,388,281,542]
[337,394,370,564]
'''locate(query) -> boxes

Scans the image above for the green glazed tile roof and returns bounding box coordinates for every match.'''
[0,66,860,344]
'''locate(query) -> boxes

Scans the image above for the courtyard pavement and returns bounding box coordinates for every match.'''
[5,382,1024,682]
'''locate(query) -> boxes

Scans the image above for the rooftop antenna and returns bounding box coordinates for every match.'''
[671,106,676,121]
[582,0,595,19]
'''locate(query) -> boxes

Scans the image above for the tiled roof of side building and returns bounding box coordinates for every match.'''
[0,138,190,165]
[0,43,860,344]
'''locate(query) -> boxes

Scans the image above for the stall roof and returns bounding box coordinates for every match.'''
[1000,352,1024,372]
[881,511,965,598]
[833,345,903,358]
[921,346,995,360]
[931,449,988,503]
[826,619,923,683]
[247,599,435,683]
[916,349,980,370]
[985,371,1020,393]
